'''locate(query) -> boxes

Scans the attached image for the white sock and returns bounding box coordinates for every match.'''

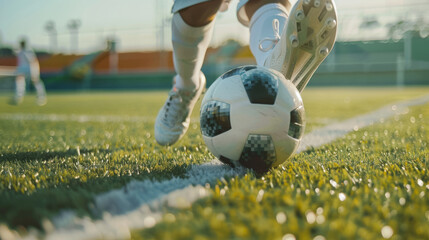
[249,3,288,66]
[172,13,214,90]
[33,80,46,98]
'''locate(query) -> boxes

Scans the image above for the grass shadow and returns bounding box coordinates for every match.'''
[0,148,112,162]
[0,162,189,230]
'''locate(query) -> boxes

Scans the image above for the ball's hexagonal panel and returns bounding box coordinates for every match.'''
[239,134,276,172]
[241,69,279,105]
[200,101,231,137]
[288,106,305,139]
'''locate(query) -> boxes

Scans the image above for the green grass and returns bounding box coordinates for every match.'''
[0,87,428,238]
[133,103,429,240]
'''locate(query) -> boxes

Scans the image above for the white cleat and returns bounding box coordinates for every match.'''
[264,0,338,92]
[155,73,206,146]
[36,96,47,106]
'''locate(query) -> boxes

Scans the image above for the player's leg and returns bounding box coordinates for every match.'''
[11,74,26,105]
[171,0,221,90]
[239,0,291,66]
[155,0,223,146]
[30,69,47,106]
[239,0,338,92]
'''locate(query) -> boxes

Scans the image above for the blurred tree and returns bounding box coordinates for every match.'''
[387,18,429,39]
[0,47,14,57]
[360,17,380,29]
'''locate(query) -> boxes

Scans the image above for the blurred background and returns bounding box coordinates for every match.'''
[0,0,428,90]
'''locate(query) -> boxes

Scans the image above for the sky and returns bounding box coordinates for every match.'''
[0,0,428,54]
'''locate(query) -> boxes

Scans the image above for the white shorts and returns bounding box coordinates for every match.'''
[172,0,250,26]
[16,65,40,80]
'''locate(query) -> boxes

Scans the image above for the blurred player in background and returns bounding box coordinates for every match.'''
[10,38,47,106]
[155,0,337,145]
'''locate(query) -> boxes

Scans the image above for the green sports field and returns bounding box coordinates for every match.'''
[0,87,428,239]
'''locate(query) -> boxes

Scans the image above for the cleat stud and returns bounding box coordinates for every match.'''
[326,18,337,29]
[296,10,305,21]
[319,47,329,56]
[304,0,311,5]
[290,35,299,47]
[326,2,333,11]
[314,0,320,7]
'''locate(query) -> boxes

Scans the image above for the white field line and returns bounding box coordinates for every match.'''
[0,113,333,126]
[2,94,429,240]
[298,94,429,152]
[34,161,246,240]
[0,112,203,124]
[0,113,153,123]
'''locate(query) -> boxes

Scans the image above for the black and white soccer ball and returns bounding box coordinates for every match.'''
[200,65,305,172]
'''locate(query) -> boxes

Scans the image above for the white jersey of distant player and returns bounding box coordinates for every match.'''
[16,49,40,78]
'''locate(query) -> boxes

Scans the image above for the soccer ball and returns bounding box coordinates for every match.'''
[200,65,305,172]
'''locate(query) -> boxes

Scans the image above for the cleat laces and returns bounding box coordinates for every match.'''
[163,88,193,128]
[259,19,281,52]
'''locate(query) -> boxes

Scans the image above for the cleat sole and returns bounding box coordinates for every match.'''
[314,0,321,8]
[290,35,299,47]
[281,0,338,92]
[296,10,305,21]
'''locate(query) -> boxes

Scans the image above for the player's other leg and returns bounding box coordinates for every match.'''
[31,69,47,106]
[241,0,338,92]
[155,0,223,146]
[10,74,26,105]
